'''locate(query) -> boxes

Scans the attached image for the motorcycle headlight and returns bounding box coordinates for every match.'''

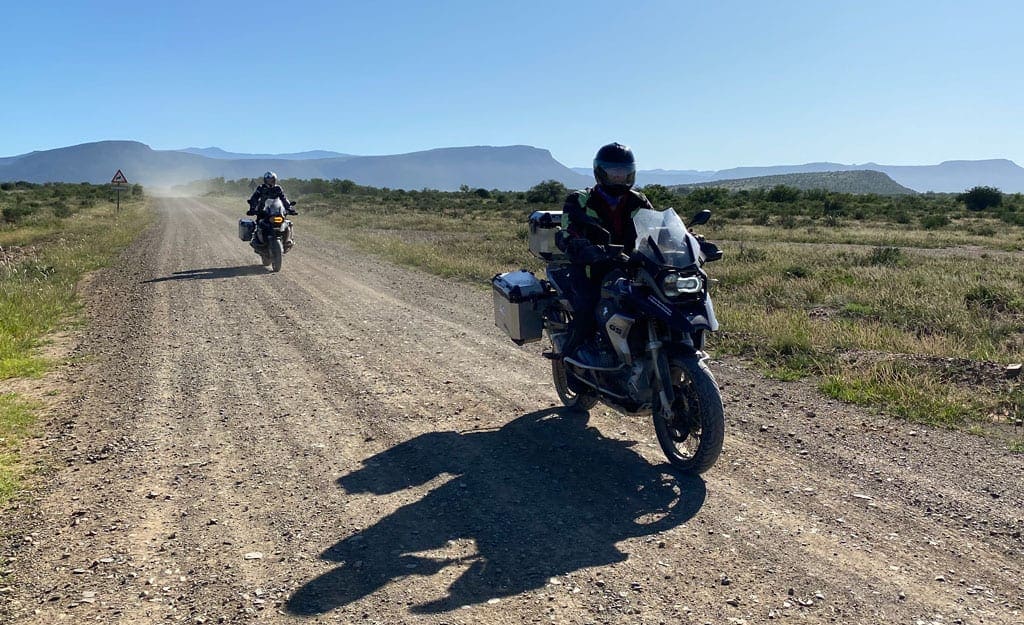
[271,216,284,224]
[662,273,703,296]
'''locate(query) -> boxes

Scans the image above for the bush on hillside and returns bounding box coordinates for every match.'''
[685,186,729,206]
[766,185,801,203]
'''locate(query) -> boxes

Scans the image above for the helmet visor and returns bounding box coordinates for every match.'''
[595,160,636,187]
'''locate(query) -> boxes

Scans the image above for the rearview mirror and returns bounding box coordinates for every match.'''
[690,209,711,226]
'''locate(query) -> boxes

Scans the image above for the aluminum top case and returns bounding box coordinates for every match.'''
[492,270,548,345]
[528,211,568,263]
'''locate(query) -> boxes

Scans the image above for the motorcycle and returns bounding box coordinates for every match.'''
[492,207,725,474]
[238,198,298,272]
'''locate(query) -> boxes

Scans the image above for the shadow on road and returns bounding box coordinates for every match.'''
[286,407,707,616]
[142,265,268,283]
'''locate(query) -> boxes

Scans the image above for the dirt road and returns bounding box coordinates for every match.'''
[2,197,1021,624]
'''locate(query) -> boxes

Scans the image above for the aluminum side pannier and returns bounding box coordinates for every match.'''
[238,218,256,242]
[492,270,548,345]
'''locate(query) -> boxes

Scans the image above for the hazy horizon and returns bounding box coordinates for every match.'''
[4,139,1021,173]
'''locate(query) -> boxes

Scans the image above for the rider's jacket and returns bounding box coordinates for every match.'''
[247,184,291,214]
[559,185,653,262]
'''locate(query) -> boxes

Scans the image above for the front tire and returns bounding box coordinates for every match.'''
[270,239,283,273]
[653,357,724,475]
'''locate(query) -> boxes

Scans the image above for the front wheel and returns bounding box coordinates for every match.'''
[652,357,724,475]
[552,359,598,411]
[270,238,283,272]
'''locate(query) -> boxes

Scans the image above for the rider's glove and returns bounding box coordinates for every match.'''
[286,208,298,216]
[245,209,256,216]
[578,244,607,265]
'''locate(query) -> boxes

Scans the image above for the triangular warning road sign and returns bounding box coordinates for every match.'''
[111,169,128,184]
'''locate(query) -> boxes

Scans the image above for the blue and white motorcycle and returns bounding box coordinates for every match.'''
[238,198,297,273]
[493,208,725,474]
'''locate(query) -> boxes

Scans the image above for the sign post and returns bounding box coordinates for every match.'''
[110,169,129,213]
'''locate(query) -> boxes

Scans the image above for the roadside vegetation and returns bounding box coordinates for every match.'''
[197,177,1024,442]
[0,181,150,504]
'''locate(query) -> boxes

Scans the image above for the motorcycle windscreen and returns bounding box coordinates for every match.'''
[264,198,285,215]
[632,209,697,268]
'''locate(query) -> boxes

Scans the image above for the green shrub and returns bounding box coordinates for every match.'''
[52,202,73,218]
[967,223,997,237]
[892,210,911,224]
[686,187,729,206]
[767,185,801,203]
[639,183,675,208]
[964,284,1022,313]
[862,246,903,266]
[920,214,950,230]
[822,195,845,215]
[525,180,567,204]
[2,202,37,224]
[958,186,1002,211]
[783,264,811,278]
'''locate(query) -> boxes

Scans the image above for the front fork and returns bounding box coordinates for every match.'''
[647,320,675,421]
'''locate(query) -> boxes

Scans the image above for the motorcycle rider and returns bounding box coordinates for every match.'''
[246,171,297,250]
[557,142,654,363]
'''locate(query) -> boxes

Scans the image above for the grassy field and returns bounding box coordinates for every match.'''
[0,182,151,504]
[199,178,1024,447]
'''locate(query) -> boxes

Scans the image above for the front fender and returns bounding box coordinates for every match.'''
[636,294,718,334]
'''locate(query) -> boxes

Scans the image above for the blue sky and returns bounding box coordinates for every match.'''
[3,0,1023,169]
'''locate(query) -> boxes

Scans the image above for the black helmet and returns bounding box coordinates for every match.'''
[263,171,278,186]
[593,143,636,194]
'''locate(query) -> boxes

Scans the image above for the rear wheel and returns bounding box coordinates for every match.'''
[549,304,598,411]
[552,359,598,411]
[270,239,283,272]
[652,357,724,474]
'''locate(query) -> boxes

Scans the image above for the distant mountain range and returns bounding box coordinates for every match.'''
[599,159,1024,193]
[0,141,589,191]
[676,170,916,195]
[2,140,1023,193]
[179,147,356,161]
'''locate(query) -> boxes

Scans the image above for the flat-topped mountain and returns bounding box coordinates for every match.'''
[179,147,356,161]
[676,170,916,195]
[616,159,1024,193]
[0,141,589,191]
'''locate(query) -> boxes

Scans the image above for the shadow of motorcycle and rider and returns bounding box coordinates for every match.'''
[141,265,270,283]
[286,407,707,616]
